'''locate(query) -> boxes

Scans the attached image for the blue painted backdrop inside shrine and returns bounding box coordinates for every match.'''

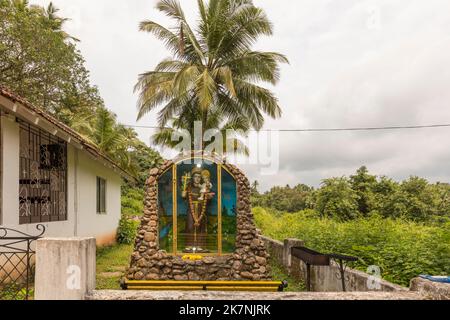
[157,159,237,254]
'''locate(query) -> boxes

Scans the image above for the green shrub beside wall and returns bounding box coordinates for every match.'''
[118,185,146,245]
[254,207,450,287]
[117,217,140,245]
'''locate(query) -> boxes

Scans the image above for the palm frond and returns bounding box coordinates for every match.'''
[139,20,183,57]
[195,69,216,110]
[136,0,287,154]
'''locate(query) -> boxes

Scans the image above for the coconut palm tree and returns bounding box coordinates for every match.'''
[11,0,29,11]
[135,0,288,150]
[91,108,138,173]
[152,102,250,156]
[43,2,79,41]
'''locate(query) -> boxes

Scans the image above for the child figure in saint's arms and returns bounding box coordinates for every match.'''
[198,170,214,200]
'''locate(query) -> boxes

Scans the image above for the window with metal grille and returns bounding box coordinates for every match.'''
[96,177,106,214]
[19,120,68,224]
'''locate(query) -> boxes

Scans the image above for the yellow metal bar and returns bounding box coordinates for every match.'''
[173,155,238,181]
[174,155,216,166]
[221,164,237,181]
[128,286,279,292]
[127,287,279,292]
[128,286,278,292]
[158,166,172,177]
[126,280,282,286]
[217,164,222,255]
[129,286,205,291]
[206,287,279,292]
[166,253,232,257]
[172,165,177,255]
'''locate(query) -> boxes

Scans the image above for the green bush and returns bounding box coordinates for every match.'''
[121,187,144,218]
[252,167,450,223]
[117,217,140,244]
[118,186,144,245]
[254,207,450,287]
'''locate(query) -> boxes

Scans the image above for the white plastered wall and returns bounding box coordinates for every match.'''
[73,147,122,245]
[0,115,122,246]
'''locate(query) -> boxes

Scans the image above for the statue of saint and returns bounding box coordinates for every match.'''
[181,167,215,253]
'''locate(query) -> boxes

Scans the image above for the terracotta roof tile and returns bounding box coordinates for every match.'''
[0,85,136,182]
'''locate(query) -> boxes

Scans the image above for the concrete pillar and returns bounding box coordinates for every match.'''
[35,238,96,300]
[283,238,304,273]
[1,115,20,225]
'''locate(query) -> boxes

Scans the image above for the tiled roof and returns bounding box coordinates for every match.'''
[0,85,136,182]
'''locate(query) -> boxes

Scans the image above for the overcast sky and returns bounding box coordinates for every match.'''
[29,0,450,191]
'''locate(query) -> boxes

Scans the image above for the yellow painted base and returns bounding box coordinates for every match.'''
[123,280,285,292]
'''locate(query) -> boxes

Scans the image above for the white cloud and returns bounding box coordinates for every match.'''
[29,0,450,191]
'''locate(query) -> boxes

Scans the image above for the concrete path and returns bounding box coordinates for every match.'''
[87,290,422,300]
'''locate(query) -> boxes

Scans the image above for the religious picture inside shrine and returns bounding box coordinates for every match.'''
[157,159,237,255]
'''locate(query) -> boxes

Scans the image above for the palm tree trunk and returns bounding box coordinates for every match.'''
[201,109,208,152]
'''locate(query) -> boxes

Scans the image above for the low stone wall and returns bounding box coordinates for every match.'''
[290,259,405,292]
[31,237,448,300]
[260,235,283,262]
[262,235,406,292]
[410,277,450,300]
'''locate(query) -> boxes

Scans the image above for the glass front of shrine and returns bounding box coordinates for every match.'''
[158,158,237,255]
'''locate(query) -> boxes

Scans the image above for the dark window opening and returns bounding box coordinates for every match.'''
[19,120,67,224]
[96,177,106,214]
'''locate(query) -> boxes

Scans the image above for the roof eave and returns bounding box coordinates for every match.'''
[0,86,137,183]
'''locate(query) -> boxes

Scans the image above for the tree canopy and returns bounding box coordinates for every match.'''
[136,0,288,152]
[0,0,163,183]
[253,166,450,224]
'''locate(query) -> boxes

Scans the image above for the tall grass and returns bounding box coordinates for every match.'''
[254,207,450,286]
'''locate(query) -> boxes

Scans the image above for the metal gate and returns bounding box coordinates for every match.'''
[0,224,45,300]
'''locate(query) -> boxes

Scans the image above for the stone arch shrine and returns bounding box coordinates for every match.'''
[126,153,270,281]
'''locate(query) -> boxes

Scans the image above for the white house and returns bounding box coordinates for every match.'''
[0,86,134,246]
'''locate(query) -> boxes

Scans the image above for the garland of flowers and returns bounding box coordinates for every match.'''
[188,188,208,227]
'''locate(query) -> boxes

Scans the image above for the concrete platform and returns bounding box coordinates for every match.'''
[87,290,423,300]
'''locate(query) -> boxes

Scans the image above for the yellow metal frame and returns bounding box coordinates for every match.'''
[158,156,238,257]
[124,280,284,292]
[172,165,177,255]
[173,155,238,180]
[218,164,222,255]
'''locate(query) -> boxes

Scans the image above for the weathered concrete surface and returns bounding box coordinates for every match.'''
[283,238,304,271]
[35,238,96,300]
[263,236,406,292]
[261,236,283,262]
[87,290,422,300]
[410,277,450,300]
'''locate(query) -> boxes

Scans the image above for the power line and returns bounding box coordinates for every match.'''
[122,123,450,132]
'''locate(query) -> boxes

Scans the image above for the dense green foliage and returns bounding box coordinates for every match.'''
[269,258,305,292]
[254,207,450,286]
[0,0,98,113]
[253,166,450,224]
[116,217,140,245]
[121,187,145,218]
[136,0,288,153]
[253,167,450,286]
[0,0,163,244]
[0,0,163,176]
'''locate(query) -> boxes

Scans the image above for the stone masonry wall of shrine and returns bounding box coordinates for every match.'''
[126,154,271,281]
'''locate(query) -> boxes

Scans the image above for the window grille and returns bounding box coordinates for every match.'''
[19,121,67,224]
